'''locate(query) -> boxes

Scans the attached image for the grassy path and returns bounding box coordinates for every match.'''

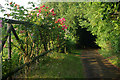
[13,51,85,78]
[10,49,120,79]
[80,49,120,78]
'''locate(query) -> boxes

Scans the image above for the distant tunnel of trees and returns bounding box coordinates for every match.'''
[76,26,99,49]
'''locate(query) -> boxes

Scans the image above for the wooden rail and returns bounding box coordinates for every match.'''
[0,17,51,54]
[0,17,28,80]
[0,24,25,53]
[0,17,64,80]
[0,17,30,54]
[0,17,33,25]
[0,23,12,53]
[2,42,65,80]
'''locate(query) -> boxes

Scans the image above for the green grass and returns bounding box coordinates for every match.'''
[15,51,85,78]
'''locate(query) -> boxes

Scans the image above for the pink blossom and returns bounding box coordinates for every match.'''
[62,25,67,30]
[35,7,38,9]
[61,18,66,21]
[11,39,13,42]
[44,9,47,11]
[27,15,29,17]
[52,11,54,13]
[37,13,40,16]
[52,13,56,16]
[42,5,45,7]
[0,24,2,27]
[31,33,33,36]
[62,25,66,28]
[46,7,48,8]
[61,21,65,24]
[57,18,65,24]
[15,28,17,30]
[50,8,54,12]
[57,19,62,22]
[39,10,41,12]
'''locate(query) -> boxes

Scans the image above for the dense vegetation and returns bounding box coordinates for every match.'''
[0,1,120,78]
[45,2,120,66]
[1,2,72,77]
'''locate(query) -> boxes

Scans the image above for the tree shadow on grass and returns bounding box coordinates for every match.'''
[13,52,85,78]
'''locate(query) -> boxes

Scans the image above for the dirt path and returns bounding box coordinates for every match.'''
[80,49,120,78]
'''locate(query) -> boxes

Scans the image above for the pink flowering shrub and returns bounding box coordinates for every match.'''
[3,2,70,41]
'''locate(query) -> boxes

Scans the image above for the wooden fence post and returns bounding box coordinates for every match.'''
[0,24,12,53]
[7,24,11,59]
[7,23,12,80]
[11,25,25,53]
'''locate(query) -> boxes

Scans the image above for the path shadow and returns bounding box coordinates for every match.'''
[80,49,120,79]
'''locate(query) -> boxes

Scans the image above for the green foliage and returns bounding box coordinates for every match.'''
[65,39,76,53]
[45,2,120,66]
[45,2,81,53]
[1,1,120,77]
[78,2,120,54]
[1,1,71,77]
[77,2,120,66]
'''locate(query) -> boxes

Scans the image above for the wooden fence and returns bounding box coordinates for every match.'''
[0,17,64,80]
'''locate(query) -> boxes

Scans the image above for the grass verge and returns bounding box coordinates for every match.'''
[14,51,84,78]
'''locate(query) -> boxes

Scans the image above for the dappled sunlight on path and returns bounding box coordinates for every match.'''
[81,49,120,78]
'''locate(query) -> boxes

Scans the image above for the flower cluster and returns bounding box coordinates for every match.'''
[55,18,68,31]
[36,5,56,17]
[7,2,70,40]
